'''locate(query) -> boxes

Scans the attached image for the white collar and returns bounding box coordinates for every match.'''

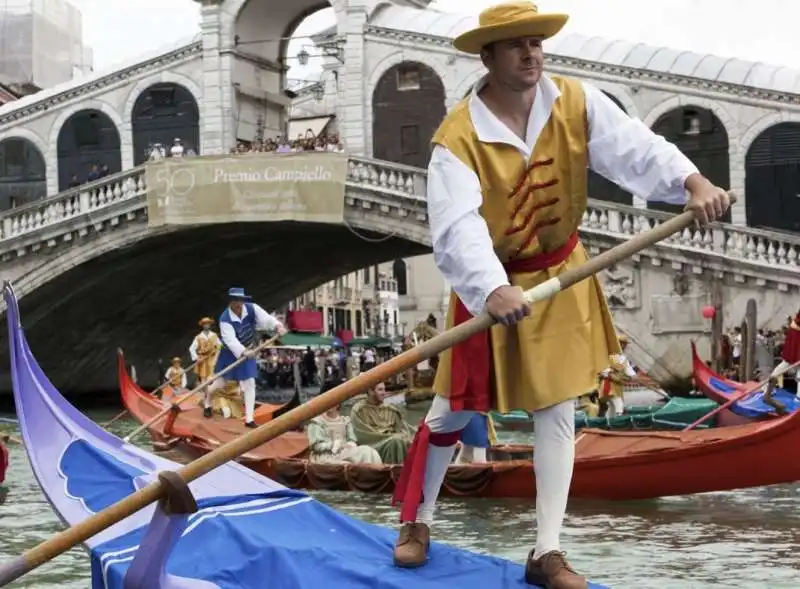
[228,305,248,322]
[468,73,562,156]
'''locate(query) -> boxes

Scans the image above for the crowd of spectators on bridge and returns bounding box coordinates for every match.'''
[230,131,345,155]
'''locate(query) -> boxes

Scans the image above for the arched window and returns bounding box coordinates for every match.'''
[393,259,408,295]
[372,62,446,168]
[56,109,122,191]
[650,106,730,221]
[0,138,46,209]
[745,122,800,232]
[132,83,200,165]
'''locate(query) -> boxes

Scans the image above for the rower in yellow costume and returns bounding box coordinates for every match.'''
[189,317,222,383]
[598,336,636,417]
[389,3,731,587]
[190,317,241,419]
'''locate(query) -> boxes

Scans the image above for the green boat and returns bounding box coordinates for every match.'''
[490,397,720,431]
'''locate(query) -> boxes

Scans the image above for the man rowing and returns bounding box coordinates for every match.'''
[190,317,222,386]
[203,287,285,428]
[389,2,730,587]
[598,336,637,417]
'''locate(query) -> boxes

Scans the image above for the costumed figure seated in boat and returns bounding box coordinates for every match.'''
[203,287,286,428]
[453,412,497,464]
[307,381,382,464]
[162,357,186,404]
[387,2,731,586]
[189,316,222,385]
[350,381,415,464]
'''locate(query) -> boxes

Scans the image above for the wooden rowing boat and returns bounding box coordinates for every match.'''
[117,349,310,457]
[492,396,720,432]
[691,342,800,422]
[121,350,800,501]
[6,283,598,589]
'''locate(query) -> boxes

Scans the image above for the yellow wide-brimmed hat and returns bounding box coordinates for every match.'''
[198,316,215,326]
[453,1,568,54]
[618,334,630,345]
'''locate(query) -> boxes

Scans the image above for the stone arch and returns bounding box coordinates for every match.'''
[367,50,452,156]
[372,60,446,168]
[48,100,124,193]
[230,0,330,72]
[643,95,735,134]
[647,102,731,221]
[55,108,123,192]
[129,82,201,165]
[393,259,408,295]
[123,71,202,163]
[0,136,46,210]
[10,223,173,305]
[744,122,800,232]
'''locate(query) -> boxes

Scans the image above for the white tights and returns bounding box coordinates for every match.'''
[418,395,575,559]
[772,360,794,378]
[606,395,625,417]
[204,377,256,422]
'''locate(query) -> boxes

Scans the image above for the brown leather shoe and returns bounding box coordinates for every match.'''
[524,550,588,589]
[393,522,430,568]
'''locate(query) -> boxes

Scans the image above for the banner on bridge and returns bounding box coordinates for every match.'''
[145,152,348,227]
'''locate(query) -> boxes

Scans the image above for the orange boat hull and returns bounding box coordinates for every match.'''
[119,350,800,501]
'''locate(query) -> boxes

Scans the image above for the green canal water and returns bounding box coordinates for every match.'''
[1,405,799,588]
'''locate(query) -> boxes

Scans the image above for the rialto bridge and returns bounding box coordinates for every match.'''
[0,0,799,394]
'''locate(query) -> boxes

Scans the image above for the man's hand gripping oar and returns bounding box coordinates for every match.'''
[0,198,735,586]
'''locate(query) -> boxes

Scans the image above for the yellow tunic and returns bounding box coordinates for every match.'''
[194,331,221,382]
[599,355,628,398]
[432,75,621,412]
[167,366,183,388]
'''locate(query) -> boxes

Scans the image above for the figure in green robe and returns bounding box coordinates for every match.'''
[349,381,415,464]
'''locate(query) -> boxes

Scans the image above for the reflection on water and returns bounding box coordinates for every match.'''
[1,406,799,588]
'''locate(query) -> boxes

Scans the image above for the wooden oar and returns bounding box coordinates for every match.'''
[0,207,725,586]
[682,359,800,431]
[122,335,279,443]
[103,356,203,428]
[627,378,671,401]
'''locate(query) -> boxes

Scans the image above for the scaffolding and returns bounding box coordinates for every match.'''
[0,0,92,89]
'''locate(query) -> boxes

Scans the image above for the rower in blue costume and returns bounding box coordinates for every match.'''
[203,287,285,428]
